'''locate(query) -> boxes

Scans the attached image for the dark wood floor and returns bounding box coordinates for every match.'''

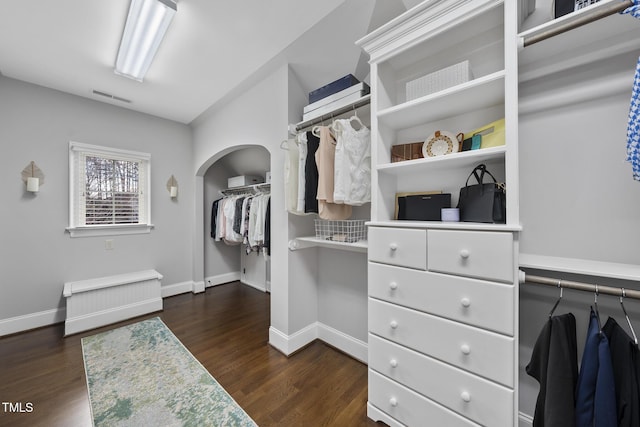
[0,282,383,427]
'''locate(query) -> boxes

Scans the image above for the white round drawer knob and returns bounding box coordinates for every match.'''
[390,359,398,368]
[390,320,398,329]
[389,243,398,251]
[389,282,398,290]
[389,397,398,407]
[460,344,471,355]
[460,249,470,259]
[461,391,471,403]
[461,297,471,307]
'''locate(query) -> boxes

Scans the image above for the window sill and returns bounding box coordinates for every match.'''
[66,224,154,238]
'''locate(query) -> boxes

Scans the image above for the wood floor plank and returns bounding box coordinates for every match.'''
[0,282,383,427]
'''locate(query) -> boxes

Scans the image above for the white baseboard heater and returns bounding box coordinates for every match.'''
[63,270,163,336]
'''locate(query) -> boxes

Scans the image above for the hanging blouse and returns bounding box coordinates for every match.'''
[296,133,308,213]
[622,2,640,180]
[284,138,299,214]
[332,117,371,206]
[210,199,221,238]
[315,126,352,220]
[215,197,226,241]
[304,130,320,214]
[223,197,243,244]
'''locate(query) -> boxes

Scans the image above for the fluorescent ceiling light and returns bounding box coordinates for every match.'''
[115,0,177,82]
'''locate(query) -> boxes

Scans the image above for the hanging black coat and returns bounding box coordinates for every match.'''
[526,313,578,427]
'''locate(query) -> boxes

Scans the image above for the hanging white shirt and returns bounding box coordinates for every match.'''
[332,117,371,206]
[296,132,308,213]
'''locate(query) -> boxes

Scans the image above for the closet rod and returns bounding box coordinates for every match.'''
[295,95,370,132]
[220,183,270,196]
[519,270,640,300]
[521,0,633,48]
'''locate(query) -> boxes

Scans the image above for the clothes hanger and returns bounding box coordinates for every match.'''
[594,284,603,332]
[349,105,364,130]
[312,122,322,137]
[620,288,638,345]
[549,280,563,318]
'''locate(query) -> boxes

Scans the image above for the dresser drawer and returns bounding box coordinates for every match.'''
[369,298,514,387]
[369,263,514,335]
[427,230,514,283]
[369,334,513,426]
[369,369,480,427]
[368,227,427,270]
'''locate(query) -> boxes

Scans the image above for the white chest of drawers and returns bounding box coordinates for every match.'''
[367,226,517,427]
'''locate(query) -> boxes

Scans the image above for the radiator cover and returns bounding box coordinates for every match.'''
[63,270,163,336]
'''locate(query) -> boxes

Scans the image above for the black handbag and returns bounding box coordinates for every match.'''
[457,164,506,223]
[397,193,451,221]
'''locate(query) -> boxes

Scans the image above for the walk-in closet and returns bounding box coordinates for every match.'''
[204,146,271,293]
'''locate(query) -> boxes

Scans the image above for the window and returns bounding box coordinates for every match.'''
[68,142,152,237]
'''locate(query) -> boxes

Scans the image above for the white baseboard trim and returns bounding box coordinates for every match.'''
[193,280,205,293]
[240,278,266,292]
[0,307,66,337]
[205,272,241,288]
[162,281,195,298]
[269,323,318,356]
[64,298,162,336]
[2,278,197,337]
[269,322,367,363]
[318,323,368,363]
[519,411,533,427]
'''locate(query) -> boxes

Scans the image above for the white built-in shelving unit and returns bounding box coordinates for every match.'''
[357,1,520,426]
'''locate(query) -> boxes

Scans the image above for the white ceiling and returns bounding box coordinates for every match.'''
[0,0,421,124]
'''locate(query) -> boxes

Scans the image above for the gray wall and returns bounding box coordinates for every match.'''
[0,76,194,324]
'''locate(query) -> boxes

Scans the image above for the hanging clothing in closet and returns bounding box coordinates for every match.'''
[315,126,351,220]
[211,192,271,253]
[575,307,617,427]
[332,117,371,206]
[526,313,578,427]
[285,116,370,219]
[602,317,640,427]
[304,130,320,214]
[284,137,300,214]
[296,132,308,213]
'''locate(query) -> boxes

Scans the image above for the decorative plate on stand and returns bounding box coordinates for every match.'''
[422,130,460,157]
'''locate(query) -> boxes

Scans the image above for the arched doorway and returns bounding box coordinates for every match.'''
[194,144,271,293]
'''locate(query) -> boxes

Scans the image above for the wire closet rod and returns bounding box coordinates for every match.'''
[522,0,633,47]
[295,95,371,132]
[519,270,640,300]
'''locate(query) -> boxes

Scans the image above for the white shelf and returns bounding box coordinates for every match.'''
[368,220,521,232]
[518,0,640,82]
[519,253,640,282]
[295,95,371,131]
[377,146,506,176]
[289,237,368,253]
[378,71,505,130]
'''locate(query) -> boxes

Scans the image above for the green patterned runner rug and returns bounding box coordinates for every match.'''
[81,317,257,427]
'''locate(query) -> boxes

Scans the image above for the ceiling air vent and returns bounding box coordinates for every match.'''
[92,90,131,104]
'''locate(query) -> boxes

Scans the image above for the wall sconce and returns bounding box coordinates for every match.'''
[21,161,44,193]
[166,175,178,198]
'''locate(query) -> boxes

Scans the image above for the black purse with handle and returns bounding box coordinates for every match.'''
[457,163,506,223]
